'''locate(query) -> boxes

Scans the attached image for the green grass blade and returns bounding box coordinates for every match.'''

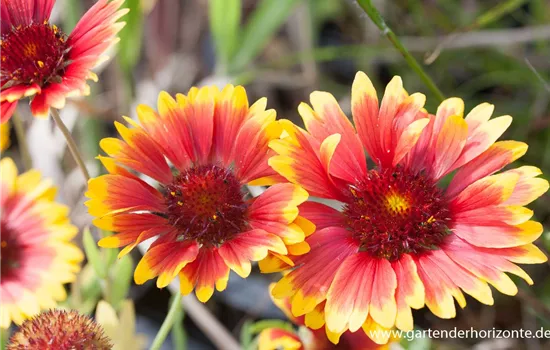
[230,0,300,74]
[209,0,241,74]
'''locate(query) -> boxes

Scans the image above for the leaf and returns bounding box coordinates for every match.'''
[229,0,300,73]
[109,254,134,310]
[83,227,106,279]
[209,0,241,73]
[118,0,143,74]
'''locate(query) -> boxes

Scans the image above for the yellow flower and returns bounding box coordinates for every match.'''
[0,158,83,329]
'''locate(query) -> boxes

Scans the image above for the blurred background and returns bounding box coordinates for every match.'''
[3,0,550,349]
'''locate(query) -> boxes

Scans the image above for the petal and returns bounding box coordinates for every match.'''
[502,166,549,206]
[272,227,359,316]
[85,174,165,217]
[269,120,344,200]
[415,253,466,319]
[393,117,430,167]
[391,254,424,331]
[453,205,533,226]
[134,240,199,288]
[218,229,286,278]
[432,115,468,180]
[103,120,173,184]
[325,253,375,333]
[232,109,282,183]
[450,172,519,212]
[453,221,543,248]
[1,100,17,123]
[179,247,230,302]
[300,91,367,182]
[447,141,528,198]
[1,84,41,103]
[175,87,215,164]
[258,328,302,350]
[212,85,250,165]
[351,71,381,165]
[297,201,345,230]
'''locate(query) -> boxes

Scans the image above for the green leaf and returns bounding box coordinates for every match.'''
[118,0,143,74]
[83,227,106,279]
[229,0,300,73]
[109,254,134,310]
[209,0,241,74]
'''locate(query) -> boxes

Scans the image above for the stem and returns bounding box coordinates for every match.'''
[50,108,90,181]
[150,293,183,350]
[356,0,446,102]
[11,112,33,170]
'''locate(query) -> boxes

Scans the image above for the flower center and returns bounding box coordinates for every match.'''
[1,22,67,87]
[343,167,452,261]
[163,165,248,246]
[0,220,22,281]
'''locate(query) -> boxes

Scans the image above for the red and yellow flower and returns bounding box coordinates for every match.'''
[86,85,310,302]
[0,158,83,329]
[0,0,128,122]
[269,71,549,343]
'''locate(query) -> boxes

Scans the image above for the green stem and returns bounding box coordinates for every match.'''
[151,293,183,350]
[50,108,90,181]
[11,112,33,170]
[356,0,445,102]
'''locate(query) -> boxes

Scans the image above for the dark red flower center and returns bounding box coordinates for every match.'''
[8,310,112,350]
[1,22,68,87]
[0,220,22,281]
[343,167,452,261]
[163,165,249,246]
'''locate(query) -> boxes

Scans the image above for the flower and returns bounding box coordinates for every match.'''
[1,121,9,151]
[7,309,112,349]
[86,86,310,302]
[0,0,128,122]
[0,157,83,329]
[95,300,147,350]
[269,71,549,343]
[258,285,393,350]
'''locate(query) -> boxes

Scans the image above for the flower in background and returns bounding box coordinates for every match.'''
[86,86,310,302]
[0,0,128,122]
[0,158,83,329]
[258,285,393,350]
[1,122,9,151]
[95,299,147,350]
[7,309,112,349]
[269,71,549,344]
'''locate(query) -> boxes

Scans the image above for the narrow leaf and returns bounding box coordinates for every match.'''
[83,227,106,279]
[209,0,241,73]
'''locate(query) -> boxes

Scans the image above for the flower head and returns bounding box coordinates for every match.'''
[0,158,83,329]
[7,309,112,350]
[86,86,310,302]
[269,72,549,343]
[0,0,128,122]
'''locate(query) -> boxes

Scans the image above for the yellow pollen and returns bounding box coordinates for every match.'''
[212,214,218,220]
[1,240,7,248]
[385,192,410,214]
[177,201,183,206]
[37,60,44,68]
[427,216,436,224]
[170,191,176,196]
[23,43,38,57]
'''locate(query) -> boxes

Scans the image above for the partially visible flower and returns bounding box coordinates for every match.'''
[269,71,548,344]
[86,86,310,302]
[1,121,9,151]
[0,158,83,329]
[0,0,128,122]
[7,309,112,350]
[259,327,303,350]
[95,300,147,350]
